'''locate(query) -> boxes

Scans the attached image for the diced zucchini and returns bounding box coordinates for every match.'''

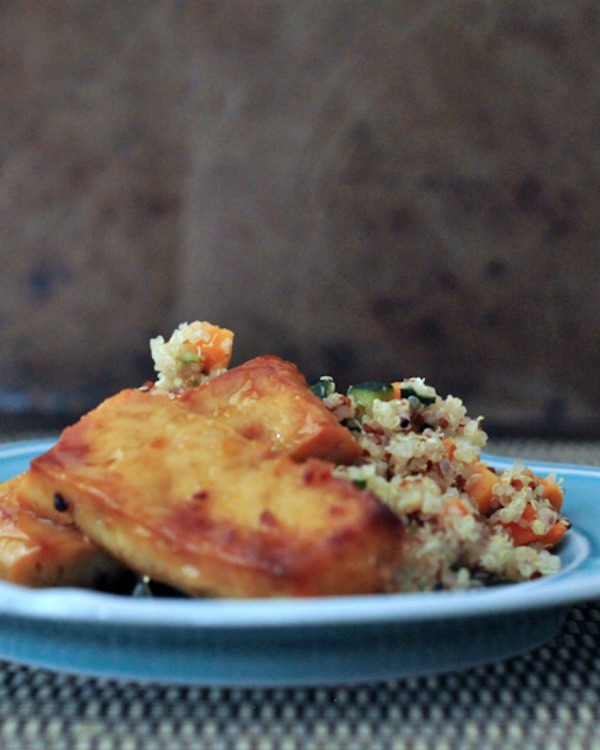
[177,351,200,364]
[132,575,188,598]
[310,376,335,400]
[132,575,154,597]
[400,386,436,406]
[347,382,395,410]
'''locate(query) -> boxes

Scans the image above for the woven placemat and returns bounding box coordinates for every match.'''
[0,438,598,750]
[0,602,599,750]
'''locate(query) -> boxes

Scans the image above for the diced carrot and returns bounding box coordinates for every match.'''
[465,461,497,515]
[391,382,402,399]
[443,438,456,460]
[446,498,469,516]
[540,520,569,547]
[502,503,568,548]
[187,323,234,373]
[539,477,564,511]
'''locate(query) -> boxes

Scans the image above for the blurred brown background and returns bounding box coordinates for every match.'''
[1,1,599,436]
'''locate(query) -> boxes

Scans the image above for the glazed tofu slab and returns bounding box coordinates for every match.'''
[21,356,363,529]
[179,355,363,464]
[0,475,125,588]
[30,388,403,597]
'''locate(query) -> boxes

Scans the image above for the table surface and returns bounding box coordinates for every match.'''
[1,435,600,750]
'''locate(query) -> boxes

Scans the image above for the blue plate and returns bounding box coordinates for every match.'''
[0,439,598,685]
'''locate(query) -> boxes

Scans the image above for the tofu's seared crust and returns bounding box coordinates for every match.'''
[180,356,363,464]
[15,463,75,527]
[32,388,403,598]
[20,356,363,529]
[0,475,125,588]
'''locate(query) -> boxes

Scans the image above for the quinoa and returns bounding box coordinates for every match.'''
[320,378,567,592]
[150,321,232,392]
